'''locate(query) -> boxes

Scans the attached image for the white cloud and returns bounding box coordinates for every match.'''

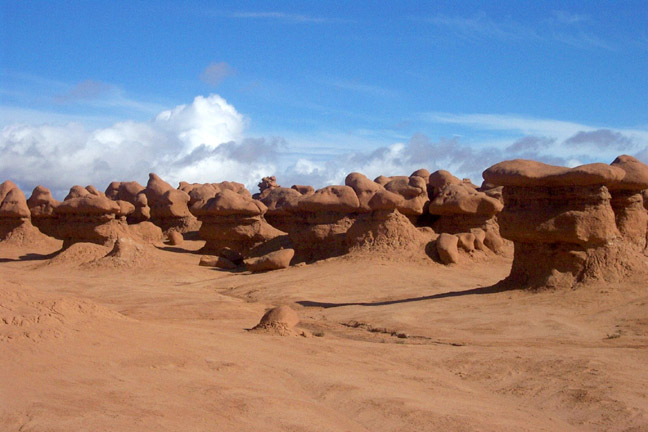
[0,94,252,198]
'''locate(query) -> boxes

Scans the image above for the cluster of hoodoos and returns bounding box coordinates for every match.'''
[1,155,647,288]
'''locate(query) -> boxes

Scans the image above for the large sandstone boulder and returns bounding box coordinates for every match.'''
[284,185,361,262]
[105,181,150,223]
[344,173,424,252]
[144,173,198,233]
[54,192,129,248]
[0,180,43,244]
[27,185,61,238]
[483,158,644,289]
[607,155,648,248]
[428,182,505,253]
[383,175,429,220]
[191,189,285,256]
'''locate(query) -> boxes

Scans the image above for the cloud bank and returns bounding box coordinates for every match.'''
[2,93,647,199]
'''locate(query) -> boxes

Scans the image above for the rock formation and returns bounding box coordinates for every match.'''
[190,189,285,256]
[483,158,647,289]
[54,192,129,248]
[143,173,198,233]
[27,185,61,238]
[284,185,361,262]
[344,173,425,252]
[383,175,429,222]
[0,180,44,244]
[105,181,150,223]
[428,180,505,253]
[244,248,295,272]
[608,155,648,248]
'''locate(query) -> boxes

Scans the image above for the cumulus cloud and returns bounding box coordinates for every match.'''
[0,94,252,198]
[200,62,234,86]
[3,92,648,200]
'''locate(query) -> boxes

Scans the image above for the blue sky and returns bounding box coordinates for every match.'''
[2,1,648,197]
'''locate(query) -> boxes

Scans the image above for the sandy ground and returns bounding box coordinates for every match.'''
[1,238,647,431]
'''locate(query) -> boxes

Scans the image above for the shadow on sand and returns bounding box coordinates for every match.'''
[296,282,514,309]
[0,251,61,263]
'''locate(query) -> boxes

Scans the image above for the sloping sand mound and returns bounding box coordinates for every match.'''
[0,282,125,343]
[82,237,164,269]
[47,242,112,266]
[0,221,58,248]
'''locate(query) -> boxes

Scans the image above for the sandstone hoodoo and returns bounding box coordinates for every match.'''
[253,176,279,200]
[0,180,42,244]
[54,191,129,248]
[284,185,361,262]
[105,181,151,223]
[383,174,429,222]
[190,188,285,256]
[257,186,303,233]
[483,158,647,289]
[344,172,425,252]
[427,180,505,253]
[608,155,648,248]
[27,185,61,238]
[144,173,198,233]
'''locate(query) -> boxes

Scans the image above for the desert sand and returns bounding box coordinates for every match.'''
[2,237,647,432]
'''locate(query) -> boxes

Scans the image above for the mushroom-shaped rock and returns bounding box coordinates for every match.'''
[54,194,128,247]
[283,186,360,262]
[436,233,459,264]
[27,185,61,238]
[244,248,295,272]
[258,187,303,232]
[483,158,642,289]
[192,189,284,255]
[144,173,197,233]
[607,155,648,246]
[254,176,279,200]
[0,181,43,244]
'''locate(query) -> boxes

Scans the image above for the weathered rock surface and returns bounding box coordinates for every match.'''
[244,248,295,272]
[436,233,459,265]
[483,158,646,289]
[0,181,46,244]
[144,173,198,233]
[191,189,285,255]
[105,181,150,223]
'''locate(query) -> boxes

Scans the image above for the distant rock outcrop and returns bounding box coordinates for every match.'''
[105,181,150,223]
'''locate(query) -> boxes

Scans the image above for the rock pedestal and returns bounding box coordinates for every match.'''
[483,159,646,289]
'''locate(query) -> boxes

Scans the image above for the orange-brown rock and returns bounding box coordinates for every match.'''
[54,193,128,247]
[191,189,285,255]
[144,173,198,233]
[291,185,314,195]
[27,185,60,238]
[428,170,461,198]
[244,248,294,272]
[105,181,150,223]
[607,155,648,247]
[284,186,361,262]
[427,182,505,253]
[0,180,40,243]
[383,175,429,220]
[483,158,645,289]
